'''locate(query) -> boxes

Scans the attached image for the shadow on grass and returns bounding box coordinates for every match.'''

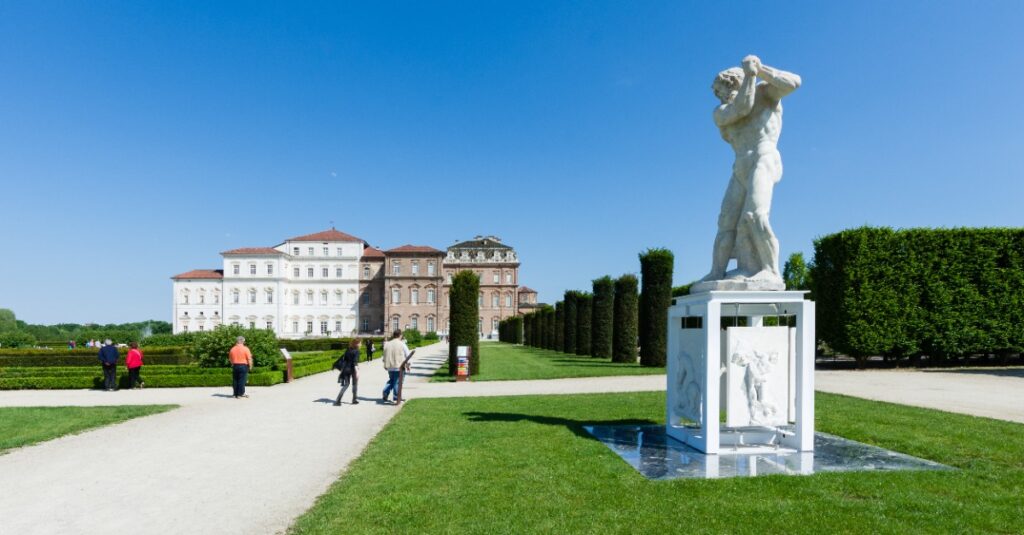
[463,411,657,441]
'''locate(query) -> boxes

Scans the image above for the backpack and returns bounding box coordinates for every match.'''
[332,355,346,372]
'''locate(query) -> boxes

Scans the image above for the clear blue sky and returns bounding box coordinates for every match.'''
[2,1,1022,324]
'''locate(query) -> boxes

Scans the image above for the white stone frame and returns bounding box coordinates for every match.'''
[666,290,815,455]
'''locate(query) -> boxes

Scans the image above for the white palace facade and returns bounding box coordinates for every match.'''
[171,229,535,339]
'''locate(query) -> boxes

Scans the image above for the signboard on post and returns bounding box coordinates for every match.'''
[456,346,471,382]
[279,348,294,383]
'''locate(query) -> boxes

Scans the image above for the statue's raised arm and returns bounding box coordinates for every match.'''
[756,61,802,101]
[712,56,761,127]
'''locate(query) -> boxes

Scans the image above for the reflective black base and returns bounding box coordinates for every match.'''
[584,425,953,480]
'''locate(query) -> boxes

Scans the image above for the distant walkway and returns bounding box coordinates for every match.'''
[0,342,448,535]
[407,374,666,399]
[817,368,1024,424]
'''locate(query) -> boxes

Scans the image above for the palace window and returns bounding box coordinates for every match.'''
[308,247,314,255]
[250,264,257,275]
[392,262,401,276]
[362,293,370,305]
[411,289,419,305]
[427,262,435,276]
[320,291,328,305]
[248,290,257,304]
[307,267,314,278]
[214,294,220,304]
[293,267,300,278]
[306,321,313,334]
[478,293,483,306]
[492,272,499,283]
[293,247,300,255]
[505,294,512,307]
[322,267,329,278]
[320,321,328,334]
[266,321,273,330]
[478,318,483,333]
[505,273,512,284]
[361,317,369,331]
[292,321,298,333]
[306,291,314,305]
[292,292,299,305]
[266,290,274,304]
[427,316,435,332]
[411,262,419,275]
[182,294,189,305]
[323,247,329,256]
[337,247,343,256]
[411,316,419,330]
[492,318,499,331]
[492,294,499,307]
[391,288,400,304]
[427,288,435,304]
[249,321,255,329]
[232,290,240,304]
[233,265,240,275]
[363,265,370,278]
[391,316,400,332]
[336,267,343,278]
[335,321,342,332]
[447,273,452,283]
[335,291,343,305]
[198,325,204,332]
[198,295,204,304]
[267,264,274,275]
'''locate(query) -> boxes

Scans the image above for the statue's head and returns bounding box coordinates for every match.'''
[712,67,744,103]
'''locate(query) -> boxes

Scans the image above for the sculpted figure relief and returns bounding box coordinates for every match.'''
[694,55,801,292]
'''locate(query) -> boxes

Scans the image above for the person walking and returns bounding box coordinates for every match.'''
[228,336,254,398]
[381,330,409,404]
[333,339,361,406]
[97,339,119,391]
[364,337,375,362]
[126,342,145,389]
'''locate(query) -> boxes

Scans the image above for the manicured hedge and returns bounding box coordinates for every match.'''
[563,291,578,354]
[639,248,673,367]
[542,306,556,350]
[811,227,1024,365]
[613,274,639,363]
[0,349,192,367]
[591,276,615,359]
[554,301,564,351]
[576,293,592,356]
[448,270,481,376]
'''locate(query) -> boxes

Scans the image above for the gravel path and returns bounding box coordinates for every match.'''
[0,343,448,535]
[817,368,1024,424]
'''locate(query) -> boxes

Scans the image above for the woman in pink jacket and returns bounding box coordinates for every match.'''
[126,342,144,389]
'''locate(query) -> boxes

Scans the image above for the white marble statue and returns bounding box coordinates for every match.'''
[730,344,780,425]
[694,55,801,293]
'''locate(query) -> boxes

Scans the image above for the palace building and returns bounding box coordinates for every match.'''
[170,230,529,339]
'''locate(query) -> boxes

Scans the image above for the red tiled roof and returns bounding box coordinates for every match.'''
[221,247,283,255]
[286,228,363,243]
[171,269,224,280]
[385,244,443,254]
[362,246,385,259]
[518,286,537,293]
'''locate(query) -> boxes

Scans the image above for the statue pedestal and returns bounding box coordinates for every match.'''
[666,291,815,455]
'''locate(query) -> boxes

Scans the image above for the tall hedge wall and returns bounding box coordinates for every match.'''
[639,248,674,367]
[448,270,481,375]
[543,306,556,350]
[554,301,564,352]
[575,293,593,356]
[511,316,523,344]
[811,227,1024,364]
[563,291,578,354]
[612,274,639,363]
[591,276,615,358]
[523,313,533,347]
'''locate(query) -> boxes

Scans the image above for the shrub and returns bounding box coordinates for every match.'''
[639,248,673,367]
[0,331,37,349]
[613,274,639,363]
[403,329,423,346]
[424,331,439,341]
[448,270,480,376]
[591,276,615,358]
[193,325,280,368]
[563,291,578,354]
[576,293,592,356]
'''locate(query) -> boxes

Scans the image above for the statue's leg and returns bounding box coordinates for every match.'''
[705,175,744,280]
[742,155,782,278]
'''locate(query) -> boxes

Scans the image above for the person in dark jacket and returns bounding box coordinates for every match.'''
[97,339,119,391]
[333,338,361,406]
[363,338,375,362]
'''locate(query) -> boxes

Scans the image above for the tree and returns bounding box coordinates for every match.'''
[543,306,556,350]
[783,252,811,291]
[448,270,481,375]
[510,316,523,344]
[613,274,639,363]
[591,276,615,358]
[576,293,593,356]
[193,325,279,368]
[639,248,674,367]
[0,309,17,333]
[523,313,533,346]
[563,291,578,354]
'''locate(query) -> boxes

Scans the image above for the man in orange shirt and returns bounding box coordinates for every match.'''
[228,336,254,398]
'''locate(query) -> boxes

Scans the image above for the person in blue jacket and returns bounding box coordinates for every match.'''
[97,339,119,391]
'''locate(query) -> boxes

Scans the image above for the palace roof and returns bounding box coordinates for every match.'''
[449,236,512,250]
[518,286,537,294]
[171,269,224,280]
[286,228,363,243]
[362,246,386,259]
[220,247,283,256]
[385,244,444,254]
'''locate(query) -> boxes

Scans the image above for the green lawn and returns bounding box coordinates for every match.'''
[289,392,1024,534]
[0,405,177,453]
[431,342,665,381]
